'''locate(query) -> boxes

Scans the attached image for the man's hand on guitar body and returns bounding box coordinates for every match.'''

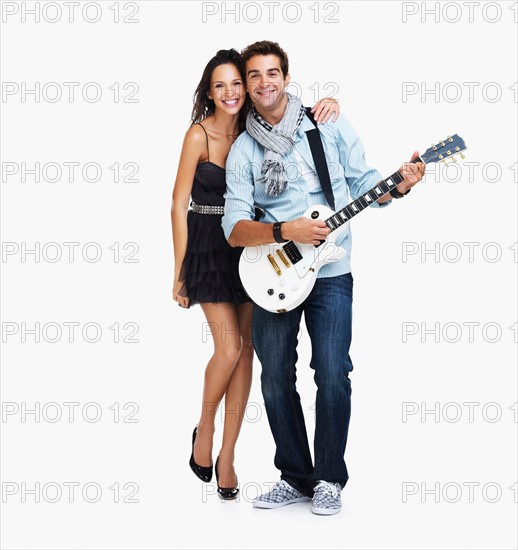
[282,218,331,246]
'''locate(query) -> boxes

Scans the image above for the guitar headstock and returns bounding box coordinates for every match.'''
[421,134,467,164]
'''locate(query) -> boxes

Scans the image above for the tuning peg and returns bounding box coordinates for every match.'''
[460,152,465,160]
[451,156,457,163]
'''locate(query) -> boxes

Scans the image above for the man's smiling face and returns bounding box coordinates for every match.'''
[245,54,291,112]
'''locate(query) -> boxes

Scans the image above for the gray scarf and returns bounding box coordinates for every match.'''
[246,92,306,196]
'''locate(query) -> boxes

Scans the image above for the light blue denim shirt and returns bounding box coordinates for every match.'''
[222,113,390,277]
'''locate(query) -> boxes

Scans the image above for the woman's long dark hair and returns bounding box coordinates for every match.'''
[190,49,251,133]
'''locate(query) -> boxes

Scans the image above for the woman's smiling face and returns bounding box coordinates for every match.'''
[208,63,245,114]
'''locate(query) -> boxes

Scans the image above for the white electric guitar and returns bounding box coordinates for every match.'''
[239,134,467,313]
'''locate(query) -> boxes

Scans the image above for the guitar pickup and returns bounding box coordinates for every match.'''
[282,242,303,264]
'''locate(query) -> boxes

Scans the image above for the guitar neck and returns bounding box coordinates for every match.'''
[324,157,423,232]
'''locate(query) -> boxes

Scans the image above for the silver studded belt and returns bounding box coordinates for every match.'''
[190,201,225,215]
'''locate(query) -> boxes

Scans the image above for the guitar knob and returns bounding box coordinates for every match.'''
[311,211,319,219]
[291,283,298,291]
[267,288,274,295]
[278,293,285,300]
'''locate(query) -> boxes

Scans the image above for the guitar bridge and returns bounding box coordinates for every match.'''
[276,249,291,268]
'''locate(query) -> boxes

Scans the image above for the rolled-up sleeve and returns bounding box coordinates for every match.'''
[222,139,256,241]
[334,115,391,209]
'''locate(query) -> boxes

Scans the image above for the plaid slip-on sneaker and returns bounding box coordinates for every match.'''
[311,481,342,515]
[253,480,311,509]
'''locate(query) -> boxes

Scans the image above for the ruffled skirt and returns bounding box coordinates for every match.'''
[178,211,251,306]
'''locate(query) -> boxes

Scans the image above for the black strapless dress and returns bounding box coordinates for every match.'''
[178,161,251,306]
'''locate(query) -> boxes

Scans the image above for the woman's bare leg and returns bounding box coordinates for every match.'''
[216,302,254,488]
[193,302,241,469]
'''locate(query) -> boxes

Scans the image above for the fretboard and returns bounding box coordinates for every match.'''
[324,157,423,232]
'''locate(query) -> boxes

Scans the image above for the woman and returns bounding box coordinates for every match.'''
[171,49,339,499]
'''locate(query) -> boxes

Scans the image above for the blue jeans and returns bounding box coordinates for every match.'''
[252,272,354,495]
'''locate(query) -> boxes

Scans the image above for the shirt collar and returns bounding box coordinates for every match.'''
[294,114,317,142]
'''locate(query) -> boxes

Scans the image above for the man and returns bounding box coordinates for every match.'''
[222,41,424,515]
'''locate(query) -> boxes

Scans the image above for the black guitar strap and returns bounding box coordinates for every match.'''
[304,106,335,211]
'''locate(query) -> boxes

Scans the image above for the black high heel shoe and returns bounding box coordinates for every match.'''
[215,456,239,500]
[189,426,213,482]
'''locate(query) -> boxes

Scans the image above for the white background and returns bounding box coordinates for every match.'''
[1,1,517,549]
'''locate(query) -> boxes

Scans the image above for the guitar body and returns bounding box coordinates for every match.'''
[239,204,348,313]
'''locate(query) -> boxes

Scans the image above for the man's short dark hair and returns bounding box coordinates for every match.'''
[241,41,289,78]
